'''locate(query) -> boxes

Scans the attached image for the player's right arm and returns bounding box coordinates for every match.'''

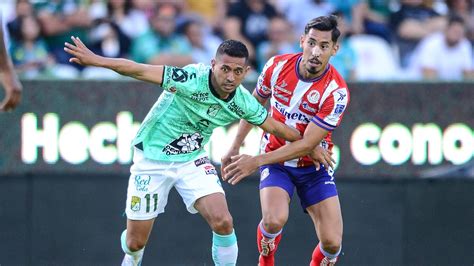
[64,36,164,85]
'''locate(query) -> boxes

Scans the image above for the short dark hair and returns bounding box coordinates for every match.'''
[216,39,249,62]
[304,15,341,43]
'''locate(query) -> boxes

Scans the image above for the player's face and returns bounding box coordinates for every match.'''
[211,54,250,98]
[299,28,338,79]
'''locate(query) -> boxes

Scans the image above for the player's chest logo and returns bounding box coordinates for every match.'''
[273,80,292,105]
[163,132,204,155]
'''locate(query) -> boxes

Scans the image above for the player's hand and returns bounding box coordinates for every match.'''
[0,70,22,112]
[64,36,99,66]
[220,147,240,178]
[310,146,335,171]
[223,154,258,185]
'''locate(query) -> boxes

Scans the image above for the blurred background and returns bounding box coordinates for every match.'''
[0,0,473,265]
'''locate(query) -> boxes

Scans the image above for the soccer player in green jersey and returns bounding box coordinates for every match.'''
[64,37,319,265]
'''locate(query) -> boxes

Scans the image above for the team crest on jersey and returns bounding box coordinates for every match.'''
[169,87,177,93]
[163,132,204,155]
[207,104,221,117]
[131,196,141,212]
[307,90,320,104]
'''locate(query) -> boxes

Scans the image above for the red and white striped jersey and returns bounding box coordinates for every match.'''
[255,53,350,167]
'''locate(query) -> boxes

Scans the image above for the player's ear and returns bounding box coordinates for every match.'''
[332,43,339,56]
[299,34,305,48]
[245,65,251,74]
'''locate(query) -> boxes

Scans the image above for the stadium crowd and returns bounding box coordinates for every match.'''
[2,0,474,81]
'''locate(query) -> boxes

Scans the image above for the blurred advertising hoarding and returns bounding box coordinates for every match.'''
[0,80,472,178]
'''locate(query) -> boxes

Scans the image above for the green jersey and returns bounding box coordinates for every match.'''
[132,63,268,162]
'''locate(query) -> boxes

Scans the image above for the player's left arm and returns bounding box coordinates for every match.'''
[223,123,328,184]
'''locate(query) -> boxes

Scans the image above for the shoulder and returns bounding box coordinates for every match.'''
[328,65,349,89]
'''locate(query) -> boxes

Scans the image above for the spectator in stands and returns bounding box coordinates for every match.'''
[256,16,298,71]
[329,0,365,35]
[183,0,227,33]
[226,0,278,48]
[330,11,357,81]
[390,0,446,68]
[9,14,54,78]
[131,3,192,66]
[353,0,394,43]
[181,18,222,64]
[7,0,34,42]
[33,0,93,67]
[446,0,474,43]
[221,16,256,67]
[105,0,150,40]
[281,0,335,36]
[409,14,474,80]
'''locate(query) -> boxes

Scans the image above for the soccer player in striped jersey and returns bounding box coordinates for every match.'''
[222,15,349,266]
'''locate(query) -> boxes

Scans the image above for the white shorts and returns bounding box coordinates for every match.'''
[125,148,224,220]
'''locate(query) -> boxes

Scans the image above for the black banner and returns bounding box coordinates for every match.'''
[0,80,472,177]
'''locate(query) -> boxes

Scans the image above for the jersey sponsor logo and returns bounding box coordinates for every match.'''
[335,89,347,102]
[228,101,245,117]
[307,90,320,104]
[204,165,217,175]
[207,104,222,117]
[186,119,211,132]
[274,92,289,103]
[334,104,345,114]
[274,80,291,94]
[301,101,316,113]
[134,175,151,192]
[274,101,310,123]
[191,92,209,102]
[162,132,204,155]
[171,68,196,82]
[131,196,141,212]
[194,156,211,167]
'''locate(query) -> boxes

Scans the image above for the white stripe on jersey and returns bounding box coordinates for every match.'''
[319,79,339,111]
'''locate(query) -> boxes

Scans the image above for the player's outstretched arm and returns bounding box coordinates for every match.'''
[64,36,164,84]
[223,122,328,185]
